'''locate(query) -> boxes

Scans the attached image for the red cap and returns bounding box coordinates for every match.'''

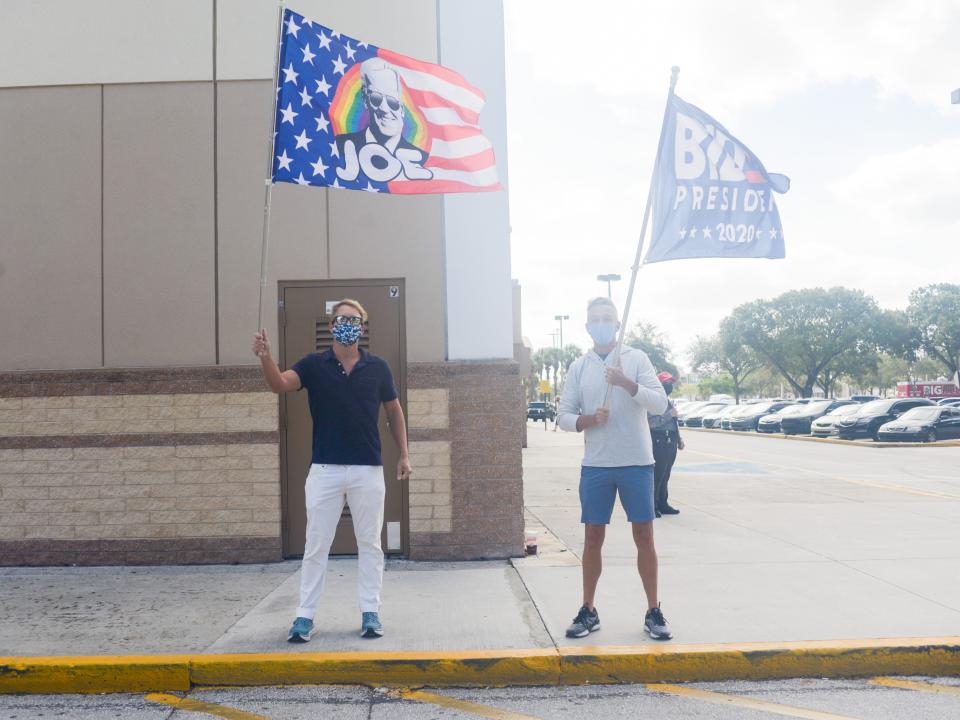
[657,371,676,383]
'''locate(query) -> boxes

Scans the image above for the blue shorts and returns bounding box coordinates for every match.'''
[579,465,655,524]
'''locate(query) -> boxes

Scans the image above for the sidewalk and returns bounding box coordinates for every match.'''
[2,426,960,690]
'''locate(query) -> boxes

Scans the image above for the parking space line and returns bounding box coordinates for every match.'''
[646,683,862,719]
[395,689,543,720]
[684,447,960,500]
[870,677,960,696]
[144,692,271,720]
[830,476,960,501]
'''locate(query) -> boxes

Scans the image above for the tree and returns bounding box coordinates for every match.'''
[625,321,679,378]
[529,349,547,399]
[543,347,563,386]
[560,344,582,372]
[875,309,921,363]
[733,287,881,398]
[690,317,764,403]
[697,374,735,398]
[907,284,960,379]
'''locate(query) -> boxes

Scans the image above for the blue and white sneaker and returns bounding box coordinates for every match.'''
[644,604,673,641]
[361,611,383,638]
[287,616,313,643]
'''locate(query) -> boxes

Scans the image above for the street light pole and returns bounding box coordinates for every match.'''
[548,331,560,348]
[554,314,569,349]
[597,273,622,299]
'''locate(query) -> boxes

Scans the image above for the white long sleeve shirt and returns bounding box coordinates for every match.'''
[558,346,668,467]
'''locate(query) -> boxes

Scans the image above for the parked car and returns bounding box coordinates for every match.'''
[757,404,808,433]
[837,398,936,440]
[720,404,752,430]
[877,405,960,442]
[810,404,861,437]
[683,402,732,428]
[780,399,859,435]
[850,394,879,403]
[702,404,743,429]
[676,401,712,426]
[526,401,555,422]
[936,397,960,407]
[727,401,793,431]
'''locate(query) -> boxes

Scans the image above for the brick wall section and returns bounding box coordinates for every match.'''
[407,361,524,560]
[0,393,276,436]
[406,440,452,533]
[0,367,282,565]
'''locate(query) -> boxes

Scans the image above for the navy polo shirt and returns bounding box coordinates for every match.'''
[291,349,398,466]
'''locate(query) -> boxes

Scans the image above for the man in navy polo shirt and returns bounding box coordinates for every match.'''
[252,298,411,643]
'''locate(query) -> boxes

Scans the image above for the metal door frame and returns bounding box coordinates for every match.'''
[277,278,409,558]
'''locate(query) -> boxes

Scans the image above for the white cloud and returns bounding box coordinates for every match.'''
[505,0,960,112]
[504,1,960,372]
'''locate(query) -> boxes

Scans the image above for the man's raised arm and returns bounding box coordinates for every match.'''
[252,329,301,394]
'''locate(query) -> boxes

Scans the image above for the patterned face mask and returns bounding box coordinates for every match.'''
[332,321,363,346]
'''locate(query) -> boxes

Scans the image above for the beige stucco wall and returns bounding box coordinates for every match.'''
[0,86,103,370]
[0,0,447,371]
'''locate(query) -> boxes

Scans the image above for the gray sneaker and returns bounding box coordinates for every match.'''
[287,616,313,643]
[565,605,600,638]
[361,611,383,638]
[644,604,672,641]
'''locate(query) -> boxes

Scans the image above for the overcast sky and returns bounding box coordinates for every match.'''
[502,0,960,372]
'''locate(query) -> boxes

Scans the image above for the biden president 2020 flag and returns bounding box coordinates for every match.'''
[271,9,501,194]
[644,95,789,264]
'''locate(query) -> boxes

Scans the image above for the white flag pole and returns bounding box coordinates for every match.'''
[602,66,679,407]
[256,2,286,333]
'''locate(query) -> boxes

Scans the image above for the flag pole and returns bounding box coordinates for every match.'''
[256,1,286,333]
[603,66,679,405]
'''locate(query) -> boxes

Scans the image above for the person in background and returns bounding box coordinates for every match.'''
[648,371,684,517]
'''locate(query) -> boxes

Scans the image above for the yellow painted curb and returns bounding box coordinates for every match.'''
[0,655,191,694]
[684,427,960,448]
[189,649,560,689]
[558,637,960,685]
[2,638,959,694]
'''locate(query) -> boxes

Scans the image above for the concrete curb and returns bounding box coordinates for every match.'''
[2,638,959,694]
[683,427,960,448]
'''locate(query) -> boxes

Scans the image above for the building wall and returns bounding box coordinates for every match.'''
[0,0,447,370]
[0,367,281,565]
[0,1,521,563]
[438,1,514,361]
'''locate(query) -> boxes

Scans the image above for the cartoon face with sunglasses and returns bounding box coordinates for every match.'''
[334,58,432,185]
[362,63,405,142]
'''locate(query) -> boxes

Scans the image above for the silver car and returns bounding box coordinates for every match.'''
[810,403,861,437]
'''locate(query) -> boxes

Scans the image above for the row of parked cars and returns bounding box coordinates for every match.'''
[677,396,960,442]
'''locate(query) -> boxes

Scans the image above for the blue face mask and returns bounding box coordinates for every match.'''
[332,322,363,346]
[587,322,618,346]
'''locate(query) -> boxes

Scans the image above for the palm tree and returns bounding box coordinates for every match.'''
[543,347,564,397]
[561,344,582,372]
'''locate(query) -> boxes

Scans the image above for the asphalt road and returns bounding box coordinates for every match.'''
[4,677,960,719]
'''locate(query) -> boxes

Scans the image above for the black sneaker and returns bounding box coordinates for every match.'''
[644,604,672,640]
[660,505,680,515]
[565,605,600,638]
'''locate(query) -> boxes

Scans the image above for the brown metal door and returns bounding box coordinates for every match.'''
[279,279,407,557]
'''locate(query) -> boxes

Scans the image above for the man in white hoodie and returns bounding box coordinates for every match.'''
[557,296,673,640]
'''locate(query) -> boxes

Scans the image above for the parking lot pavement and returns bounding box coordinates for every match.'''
[521,424,960,646]
[4,677,960,719]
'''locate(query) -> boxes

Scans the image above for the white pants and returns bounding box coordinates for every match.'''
[296,464,386,619]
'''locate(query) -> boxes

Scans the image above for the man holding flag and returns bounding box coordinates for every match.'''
[554,70,789,643]
[557,297,673,641]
